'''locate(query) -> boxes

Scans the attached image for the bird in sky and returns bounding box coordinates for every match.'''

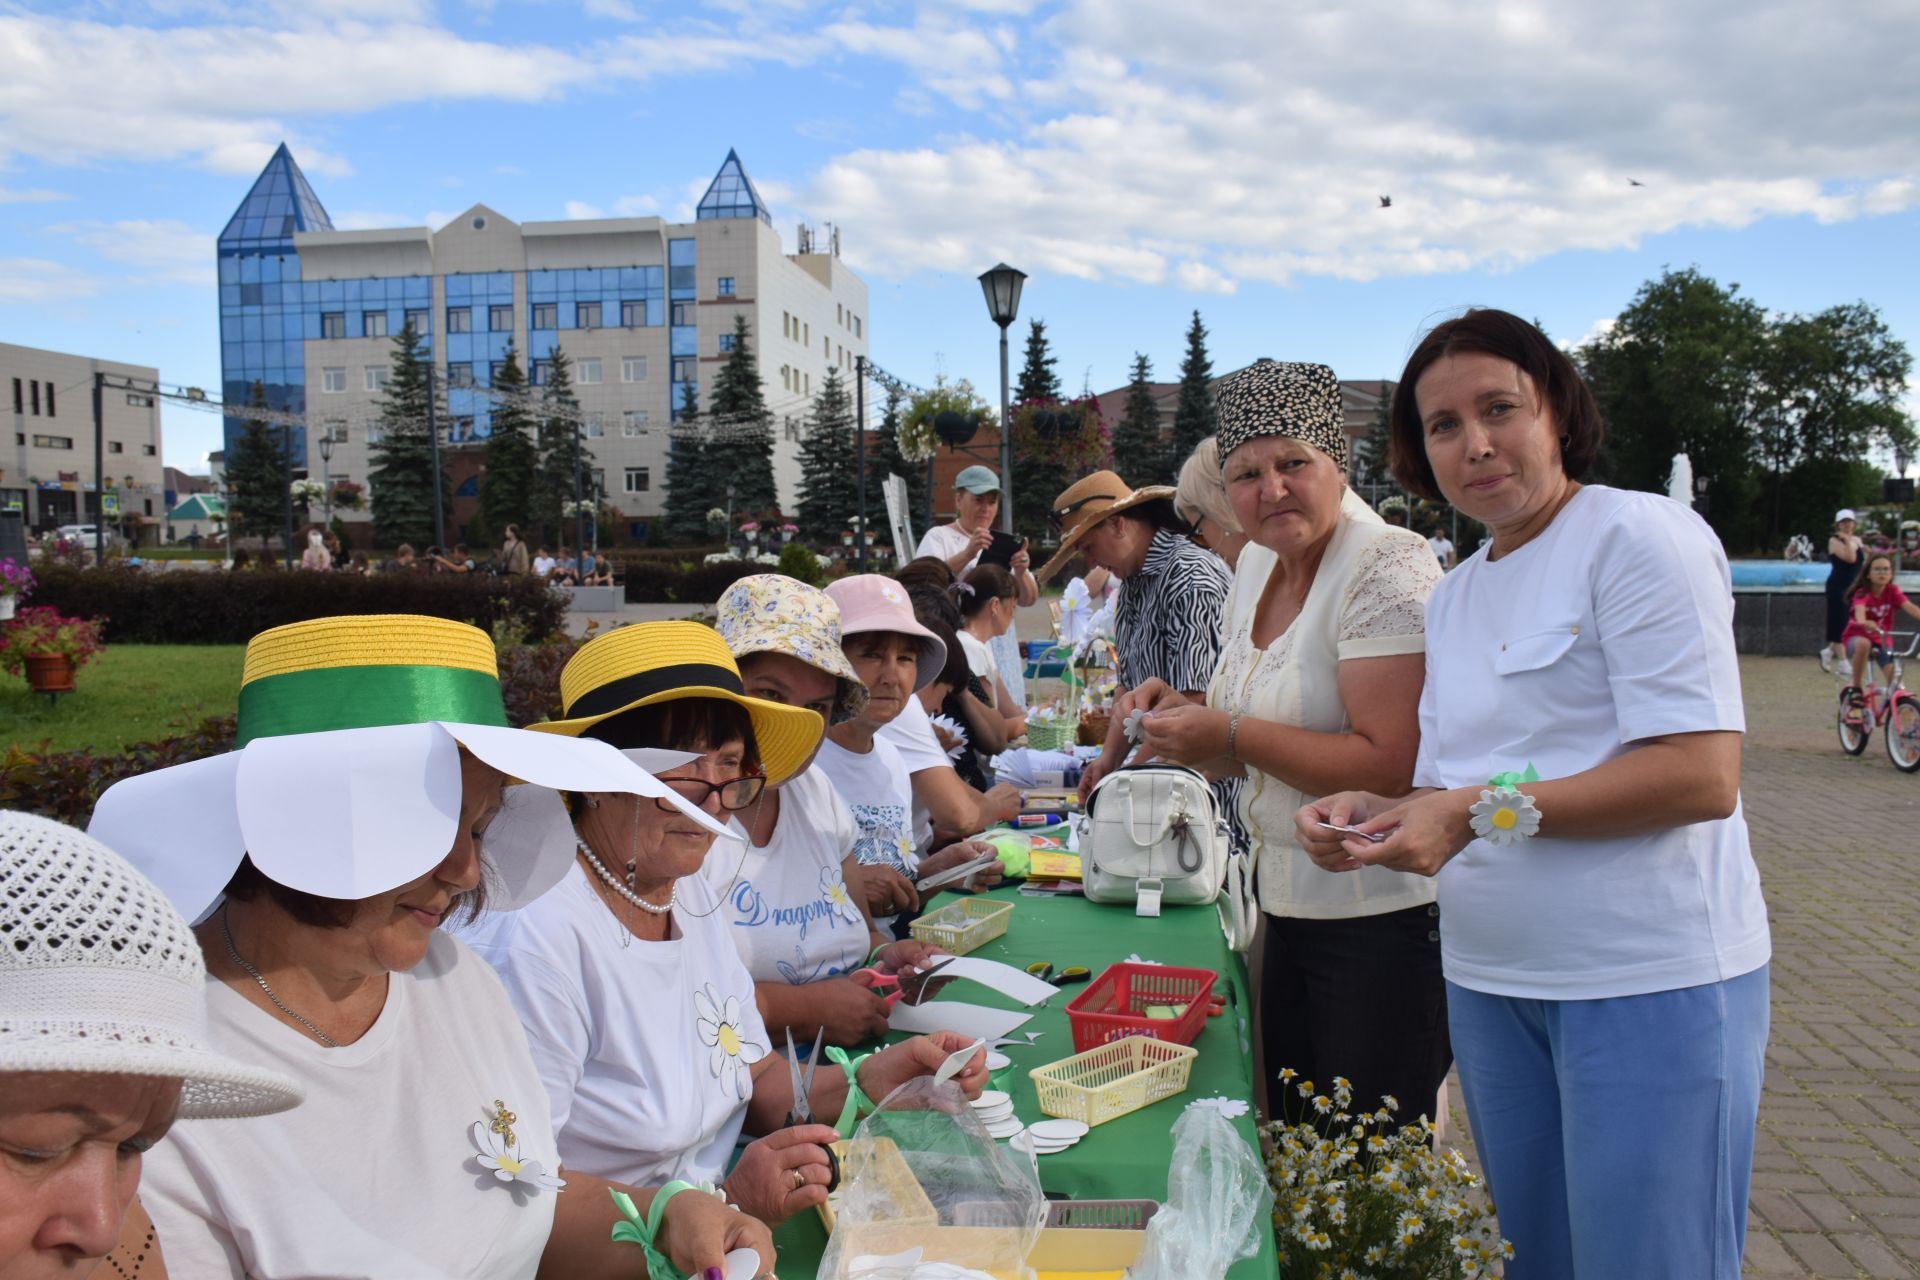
[1378,195,1392,208]
[1627,178,1646,186]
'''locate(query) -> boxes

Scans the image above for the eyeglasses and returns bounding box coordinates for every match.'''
[652,774,766,813]
[1048,493,1112,534]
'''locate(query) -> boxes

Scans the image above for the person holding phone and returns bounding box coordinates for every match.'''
[916,465,1038,706]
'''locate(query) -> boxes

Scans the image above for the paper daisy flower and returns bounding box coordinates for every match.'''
[928,713,969,761]
[469,1102,565,1192]
[695,983,767,1100]
[820,866,864,926]
[1468,786,1541,845]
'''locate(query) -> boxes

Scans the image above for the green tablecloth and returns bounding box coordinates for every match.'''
[771,882,1278,1278]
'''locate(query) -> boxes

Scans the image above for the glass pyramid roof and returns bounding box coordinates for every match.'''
[218,143,334,254]
[696,149,772,225]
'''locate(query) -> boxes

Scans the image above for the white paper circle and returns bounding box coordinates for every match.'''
[724,1246,761,1280]
[985,1051,1012,1071]
[1029,1119,1090,1142]
[969,1090,1010,1110]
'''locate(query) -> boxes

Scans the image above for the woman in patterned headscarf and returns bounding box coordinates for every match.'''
[1124,360,1451,1131]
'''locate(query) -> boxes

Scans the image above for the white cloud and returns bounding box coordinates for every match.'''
[330,210,426,230]
[0,187,70,204]
[563,200,605,220]
[0,258,100,302]
[800,0,1920,288]
[49,219,214,285]
[582,0,642,19]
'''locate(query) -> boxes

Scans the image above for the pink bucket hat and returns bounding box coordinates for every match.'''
[825,574,947,692]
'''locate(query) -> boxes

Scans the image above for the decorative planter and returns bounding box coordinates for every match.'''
[932,411,979,447]
[0,594,14,621]
[23,653,75,694]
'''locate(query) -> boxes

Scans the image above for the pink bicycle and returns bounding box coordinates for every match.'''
[1837,632,1920,772]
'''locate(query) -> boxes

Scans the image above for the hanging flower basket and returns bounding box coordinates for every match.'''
[1010,396,1109,472]
[902,377,995,464]
[932,410,979,447]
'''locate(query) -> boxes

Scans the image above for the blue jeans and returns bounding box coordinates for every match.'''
[1447,965,1769,1279]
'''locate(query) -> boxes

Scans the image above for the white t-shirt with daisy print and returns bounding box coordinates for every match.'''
[464,863,770,1189]
[702,766,871,987]
[813,733,919,930]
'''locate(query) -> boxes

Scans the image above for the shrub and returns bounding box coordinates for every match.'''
[27,562,569,644]
[776,541,828,588]
[614,557,769,604]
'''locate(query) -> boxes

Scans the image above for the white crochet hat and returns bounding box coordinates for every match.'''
[0,810,304,1119]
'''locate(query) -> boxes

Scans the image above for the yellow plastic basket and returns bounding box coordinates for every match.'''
[909,898,1014,955]
[1029,1037,1198,1128]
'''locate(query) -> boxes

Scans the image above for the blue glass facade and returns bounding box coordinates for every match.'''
[668,238,697,420]
[216,144,334,461]
[696,149,772,226]
[443,272,514,440]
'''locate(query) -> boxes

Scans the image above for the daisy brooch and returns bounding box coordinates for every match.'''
[470,1098,565,1192]
[695,984,768,1100]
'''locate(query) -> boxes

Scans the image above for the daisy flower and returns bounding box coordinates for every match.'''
[819,866,864,925]
[695,983,768,1100]
[1468,786,1541,845]
[469,1105,565,1193]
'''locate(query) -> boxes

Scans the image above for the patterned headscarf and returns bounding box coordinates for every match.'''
[1213,359,1348,471]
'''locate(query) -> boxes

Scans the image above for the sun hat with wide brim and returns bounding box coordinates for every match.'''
[825,574,948,692]
[529,620,824,787]
[89,614,728,927]
[714,574,870,724]
[1034,470,1177,584]
[1,810,305,1119]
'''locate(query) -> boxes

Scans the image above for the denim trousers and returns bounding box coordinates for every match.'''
[1447,965,1770,1279]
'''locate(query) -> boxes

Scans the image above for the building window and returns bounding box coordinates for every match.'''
[322,367,346,393]
[622,410,649,437]
[783,312,791,339]
[324,419,348,444]
[45,384,55,416]
[577,302,602,329]
[621,356,648,383]
[672,358,696,382]
[126,393,154,407]
[321,312,346,339]
[621,300,645,328]
[364,311,388,338]
[490,305,514,332]
[365,366,389,392]
[447,307,472,334]
[803,322,809,345]
[805,373,810,395]
[824,336,830,357]
[577,358,602,385]
[718,277,736,297]
[531,360,552,387]
[142,444,157,456]
[624,467,651,493]
[854,316,862,338]
[837,303,844,324]
[32,435,73,449]
[108,440,124,453]
[447,364,474,388]
[532,303,558,330]
[405,308,429,334]
[583,414,606,438]
[781,365,790,391]
[30,381,40,415]
[718,334,735,354]
[239,282,263,305]
[10,378,19,413]
[671,301,694,327]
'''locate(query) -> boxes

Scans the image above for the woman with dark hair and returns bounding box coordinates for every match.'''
[1299,309,1770,1279]
[468,622,986,1228]
[957,563,1026,742]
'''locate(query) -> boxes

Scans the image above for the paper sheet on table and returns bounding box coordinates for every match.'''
[990,747,1079,789]
[890,1000,1032,1041]
[931,956,1061,1006]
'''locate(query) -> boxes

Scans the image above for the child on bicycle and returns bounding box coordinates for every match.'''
[1842,552,1920,710]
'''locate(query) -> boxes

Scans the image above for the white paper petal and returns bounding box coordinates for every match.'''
[444,724,729,840]
[89,751,246,925]
[476,785,578,911]
[618,747,702,775]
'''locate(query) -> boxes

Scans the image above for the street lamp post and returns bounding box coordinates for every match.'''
[281,421,295,569]
[976,264,1026,535]
[318,433,334,530]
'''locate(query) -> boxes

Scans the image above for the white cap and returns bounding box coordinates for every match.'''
[0,810,303,1119]
[1836,509,1857,523]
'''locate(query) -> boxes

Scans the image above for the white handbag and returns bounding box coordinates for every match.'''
[1082,764,1229,918]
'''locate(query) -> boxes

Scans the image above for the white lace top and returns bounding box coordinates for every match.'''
[1208,489,1443,919]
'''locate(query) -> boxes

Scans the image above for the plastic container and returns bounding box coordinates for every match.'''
[1027,720,1075,752]
[1064,962,1217,1051]
[1029,1037,1198,1128]
[909,897,1014,955]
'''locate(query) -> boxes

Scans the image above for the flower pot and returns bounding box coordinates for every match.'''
[0,594,14,621]
[23,653,75,694]
[932,411,978,447]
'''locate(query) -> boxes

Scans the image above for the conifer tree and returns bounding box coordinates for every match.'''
[708,316,778,517]
[1109,353,1166,485]
[225,380,288,546]
[476,343,536,548]
[1011,318,1067,540]
[794,367,859,541]
[531,347,589,549]
[662,382,719,544]
[1168,310,1218,474]
[368,322,448,549]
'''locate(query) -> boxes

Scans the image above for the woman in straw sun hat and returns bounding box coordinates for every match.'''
[86,613,773,1280]
[703,575,949,1048]
[466,620,987,1228]
[1,809,300,1278]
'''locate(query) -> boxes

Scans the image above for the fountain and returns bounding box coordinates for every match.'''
[1666,452,1694,507]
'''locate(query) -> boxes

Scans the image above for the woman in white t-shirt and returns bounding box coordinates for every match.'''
[956,563,1026,741]
[1298,310,1770,1280]
[87,614,772,1280]
[708,575,948,1048]
[474,622,989,1229]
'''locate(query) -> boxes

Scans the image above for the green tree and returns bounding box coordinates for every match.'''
[794,367,859,541]
[225,380,288,546]
[531,347,589,550]
[476,343,536,549]
[1109,353,1165,485]
[709,316,778,517]
[662,382,722,544]
[1349,380,1397,491]
[368,322,448,549]
[1168,310,1217,474]
[1010,318,1067,539]
[868,385,930,536]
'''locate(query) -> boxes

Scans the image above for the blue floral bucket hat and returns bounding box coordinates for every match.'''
[715,574,871,724]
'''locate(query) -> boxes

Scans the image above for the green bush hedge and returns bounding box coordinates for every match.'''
[612,557,781,604]
[28,563,570,645]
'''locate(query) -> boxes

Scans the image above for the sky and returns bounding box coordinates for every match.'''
[2,0,1918,474]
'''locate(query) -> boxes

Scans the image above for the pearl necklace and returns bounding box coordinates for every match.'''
[577,839,675,915]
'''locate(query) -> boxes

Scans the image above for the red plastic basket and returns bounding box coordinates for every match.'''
[1064,962,1218,1051]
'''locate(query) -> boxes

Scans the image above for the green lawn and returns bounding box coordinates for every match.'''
[2,645,244,754]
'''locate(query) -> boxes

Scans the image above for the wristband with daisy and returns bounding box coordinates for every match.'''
[1468,764,1542,846]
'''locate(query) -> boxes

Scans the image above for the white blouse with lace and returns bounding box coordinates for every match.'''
[1208,490,1443,919]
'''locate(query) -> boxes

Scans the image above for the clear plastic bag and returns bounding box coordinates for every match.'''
[818,1075,1046,1280]
[1127,1106,1273,1280]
